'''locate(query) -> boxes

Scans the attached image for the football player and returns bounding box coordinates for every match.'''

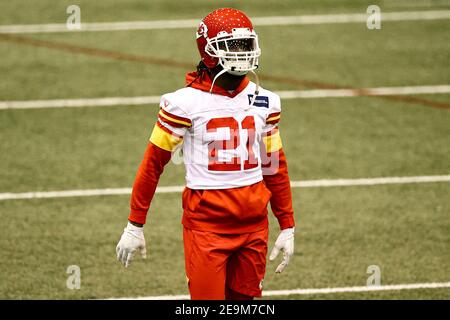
[116,8,296,300]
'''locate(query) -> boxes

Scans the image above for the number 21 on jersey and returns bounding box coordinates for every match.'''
[206,116,259,172]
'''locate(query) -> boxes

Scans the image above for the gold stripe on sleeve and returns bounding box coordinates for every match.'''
[262,131,283,153]
[149,124,183,151]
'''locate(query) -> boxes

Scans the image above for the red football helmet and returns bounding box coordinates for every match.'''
[196,8,261,76]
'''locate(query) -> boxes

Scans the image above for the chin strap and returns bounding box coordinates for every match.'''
[209,68,229,93]
[248,69,260,108]
[209,68,261,110]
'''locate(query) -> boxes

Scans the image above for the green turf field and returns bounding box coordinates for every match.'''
[0,1,449,299]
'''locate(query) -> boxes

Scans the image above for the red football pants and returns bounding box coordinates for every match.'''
[183,227,269,300]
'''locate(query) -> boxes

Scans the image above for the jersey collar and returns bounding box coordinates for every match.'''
[185,71,250,98]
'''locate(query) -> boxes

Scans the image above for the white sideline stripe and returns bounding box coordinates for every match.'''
[1,85,449,110]
[107,282,450,300]
[1,175,449,201]
[1,10,450,34]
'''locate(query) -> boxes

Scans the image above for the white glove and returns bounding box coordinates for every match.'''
[116,222,147,268]
[269,227,295,273]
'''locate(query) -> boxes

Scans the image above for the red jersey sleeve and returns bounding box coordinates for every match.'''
[261,96,295,230]
[262,147,295,230]
[129,95,189,225]
[128,142,172,225]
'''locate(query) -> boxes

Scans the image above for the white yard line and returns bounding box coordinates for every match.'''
[290,175,450,188]
[1,85,449,110]
[107,281,450,299]
[1,10,450,34]
[276,85,450,99]
[0,96,162,110]
[1,175,449,201]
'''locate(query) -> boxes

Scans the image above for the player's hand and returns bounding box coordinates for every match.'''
[116,222,147,268]
[269,227,295,273]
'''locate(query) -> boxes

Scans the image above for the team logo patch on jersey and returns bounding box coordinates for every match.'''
[248,94,269,108]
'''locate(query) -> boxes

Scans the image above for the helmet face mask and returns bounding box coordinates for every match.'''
[196,9,261,76]
[206,28,260,76]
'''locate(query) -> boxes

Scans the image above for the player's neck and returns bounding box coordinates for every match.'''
[209,67,246,92]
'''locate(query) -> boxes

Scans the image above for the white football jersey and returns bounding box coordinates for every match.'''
[154,81,282,189]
